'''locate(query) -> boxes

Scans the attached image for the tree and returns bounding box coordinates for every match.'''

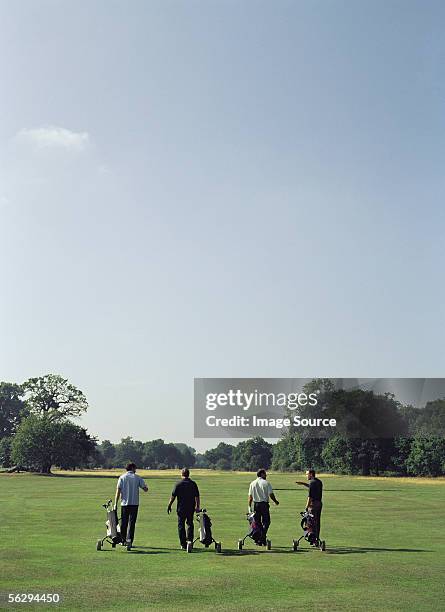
[399,405,422,436]
[272,435,302,471]
[204,442,234,469]
[299,438,325,472]
[215,458,232,470]
[391,437,413,475]
[23,374,88,421]
[295,384,407,440]
[0,382,28,438]
[173,443,196,467]
[114,437,144,467]
[415,400,445,437]
[100,440,116,468]
[56,423,98,470]
[194,453,210,468]
[143,439,166,468]
[0,436,13,467]
[232,437,272,471]
[11,415,96,473]
[163,443,184,468]
[406,437,445,476]
[321,436,354,474]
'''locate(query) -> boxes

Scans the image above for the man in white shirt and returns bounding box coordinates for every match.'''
[248,469,279,545]
[114,462,148,548]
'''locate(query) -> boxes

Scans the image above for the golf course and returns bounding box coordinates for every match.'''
[1,470,444,611]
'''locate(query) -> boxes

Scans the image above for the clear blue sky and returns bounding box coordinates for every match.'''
[1,1,444,451]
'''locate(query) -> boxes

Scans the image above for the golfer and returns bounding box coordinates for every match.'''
[296,468,323,543]
[167,468,200,550]
[114,462,148,548]
[248,469,279,545]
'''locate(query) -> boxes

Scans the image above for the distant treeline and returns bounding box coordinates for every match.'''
[1,376,444,476]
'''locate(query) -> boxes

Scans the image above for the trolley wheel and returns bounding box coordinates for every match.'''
[238,539,243,550]
[292,539,298,551]
[186,541,193,553]
[111,543,116,548]
[215,542,222,553]
[266,539,271,550]
[96,539,102,551]
[320,540,326,551]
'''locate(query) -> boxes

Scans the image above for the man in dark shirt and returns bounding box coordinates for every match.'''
[167,468,200,550]
[296,469,323,544]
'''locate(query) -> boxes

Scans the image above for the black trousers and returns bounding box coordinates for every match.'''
[121,505,139,543]
[254,501,270,543]
[309,500,322,541]
[177,511,194,547]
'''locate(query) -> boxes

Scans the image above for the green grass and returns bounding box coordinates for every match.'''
[1,470,444,611]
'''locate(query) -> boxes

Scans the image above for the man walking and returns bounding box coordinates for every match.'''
[248,469,279,545]
[114,462,148,549]
[167,468,200,550]
[296,468,323,543]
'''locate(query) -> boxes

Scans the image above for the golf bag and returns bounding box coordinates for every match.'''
[96,499,122,550]
[292,510,326,551]
[238,511,271,550]
[300,510,317,545]
[188,509,222,553]
[247,511,264,544]
[106,507,122,544]
[199,511,213,546]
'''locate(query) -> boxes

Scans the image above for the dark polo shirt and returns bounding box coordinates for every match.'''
[308,477,323,502]
[172,478,200,514]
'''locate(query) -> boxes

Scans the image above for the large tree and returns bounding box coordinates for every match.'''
[11,415,96,473]
[0,436,13,467]
[414,400,445,437]
[204,442,234,469]
[406,436,445,477]
[100,440,116,468]
[271,436,302,471]
[232,437,273,471]
[0,381,28,438]
[114,437,144,467]
[173,443,196,467]
[23,374,88,421]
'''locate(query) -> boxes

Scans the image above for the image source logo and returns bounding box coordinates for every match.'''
[194,378,445,439]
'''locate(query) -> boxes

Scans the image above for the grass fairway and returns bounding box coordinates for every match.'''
[1,470,444,611]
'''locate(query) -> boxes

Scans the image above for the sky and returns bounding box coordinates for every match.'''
[1,0,444,452]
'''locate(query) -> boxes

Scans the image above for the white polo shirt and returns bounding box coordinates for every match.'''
[249,477,273,503]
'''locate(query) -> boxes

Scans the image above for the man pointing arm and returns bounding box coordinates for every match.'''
[296,469,323,544]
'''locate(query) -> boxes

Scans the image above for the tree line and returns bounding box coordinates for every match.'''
[1,375,444,476]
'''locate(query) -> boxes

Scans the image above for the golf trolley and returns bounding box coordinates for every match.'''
[292,510,326,552]
[238,511,271,551]
[186,509,222,553]
[96,499,130,551]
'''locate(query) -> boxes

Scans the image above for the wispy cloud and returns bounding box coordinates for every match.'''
[15,126,90,152]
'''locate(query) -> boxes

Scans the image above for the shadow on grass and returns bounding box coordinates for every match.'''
[324,546,431,555]
[127,550,169,555]
[100,546,175,555]
[98,544,432,556]
[220,546,304,556]
[218,548,262,556]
